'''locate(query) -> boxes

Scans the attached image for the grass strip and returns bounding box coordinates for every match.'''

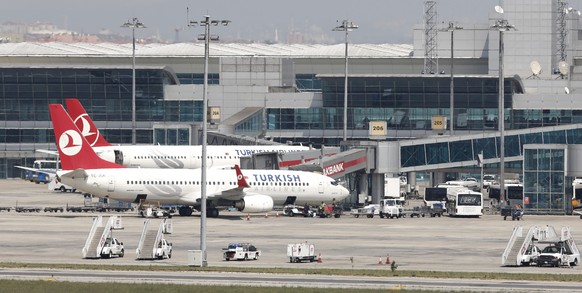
[0,262,580,282]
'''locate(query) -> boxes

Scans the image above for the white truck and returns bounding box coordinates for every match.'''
[287,242,316,263]
[379,198,404,219]
[48,177,76,193]
[223,243,261,261]
[100,237,125,258]
[154,239,173,259]
[536,243,579,267]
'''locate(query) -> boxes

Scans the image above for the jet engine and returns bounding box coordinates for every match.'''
[95,149,117,165]
[234,194,274,213]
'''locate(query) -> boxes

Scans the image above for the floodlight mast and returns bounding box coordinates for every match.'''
[121,18,146,145]
[440,22,463,136]
[188,14,230,267]
[491,7,516,204]
[333,20,358,142]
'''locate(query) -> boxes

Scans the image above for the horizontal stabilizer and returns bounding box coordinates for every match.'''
[59,168,89,180]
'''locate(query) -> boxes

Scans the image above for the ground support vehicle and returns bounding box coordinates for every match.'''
[415,204,444,217]
[379,198,403,219]
[154,239,172,259]
[537,243,579,267]
[48,178,76,193]
[404,205,442,218]
[100,237,125,258]
[287,242,316,263]
[317,205,342,218]
[15,207,41,213]
[403,207,424,218]
[223,243,260,261]
[0,207,11,212]
[43,207,64,212]
[501,206,523,221]
[283,205,315,217]
[574,209,582,219]
[351,204,379,218]
[519,244,541,266]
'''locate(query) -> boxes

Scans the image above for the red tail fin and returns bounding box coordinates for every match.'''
[65,98,111,147]
[234,165,250,188]
[49,104,124,170]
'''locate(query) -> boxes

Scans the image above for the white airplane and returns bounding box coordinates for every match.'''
[60,98,310,169]
[49,104,349,217]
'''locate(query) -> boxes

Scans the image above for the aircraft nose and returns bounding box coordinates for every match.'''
[340,185,350,199]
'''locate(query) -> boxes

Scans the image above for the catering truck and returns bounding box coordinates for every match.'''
[287,242,316,263]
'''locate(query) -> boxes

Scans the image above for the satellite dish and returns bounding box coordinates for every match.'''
[559,61,570,75]
[565,87,571,94]
[530,61,542,76]
[495,5,504,14]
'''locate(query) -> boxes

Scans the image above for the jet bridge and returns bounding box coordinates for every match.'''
[82,215,124,259]
[136,218,173,260]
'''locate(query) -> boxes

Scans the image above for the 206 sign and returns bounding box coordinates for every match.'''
[369,121,387,136]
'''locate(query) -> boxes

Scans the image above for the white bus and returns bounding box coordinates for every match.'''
[488,183,523,207]
[446,189,483,217]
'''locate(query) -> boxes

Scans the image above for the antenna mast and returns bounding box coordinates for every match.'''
[557,0,568,66]
[423,1,438,74]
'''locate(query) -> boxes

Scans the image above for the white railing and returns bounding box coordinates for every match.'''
[81,216,102,258]
[501,225,522,266]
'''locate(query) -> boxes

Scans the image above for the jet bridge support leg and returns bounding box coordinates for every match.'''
[370,173,384,204]
[359,173,369,202]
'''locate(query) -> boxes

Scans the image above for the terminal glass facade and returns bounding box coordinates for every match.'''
[523,145,567,214]
[264,75,522,146]
[0,68,200,145]
[400,128,582,169]
[322,76,519,131]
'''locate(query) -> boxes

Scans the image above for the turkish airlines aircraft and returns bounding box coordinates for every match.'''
[50,104,349,217]
[63,98,309,169]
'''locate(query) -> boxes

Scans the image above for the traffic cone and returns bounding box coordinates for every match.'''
[378,257,383,265]
[276,211,279,217]
[264,212,269,218]
[246,214,250,221]
[317,253,322,263]
[385,254,390,265]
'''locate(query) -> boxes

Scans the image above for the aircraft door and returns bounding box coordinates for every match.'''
[114,150,123,165]
[107,176,115,192]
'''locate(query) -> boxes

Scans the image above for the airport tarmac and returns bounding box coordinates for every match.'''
[0,179,580,275]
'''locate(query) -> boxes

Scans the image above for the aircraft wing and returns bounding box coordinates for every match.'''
[36,149,59,156]
[14,165,57,175]
[58,169,89,180]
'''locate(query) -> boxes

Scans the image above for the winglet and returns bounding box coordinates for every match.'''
[234,165,250,188]
[65,98,111,147]
[49,104,124,170]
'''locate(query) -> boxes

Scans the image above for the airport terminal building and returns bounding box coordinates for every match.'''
[1,0,582,213]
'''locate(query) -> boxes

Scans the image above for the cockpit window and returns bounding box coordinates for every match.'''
[331,180,338,186]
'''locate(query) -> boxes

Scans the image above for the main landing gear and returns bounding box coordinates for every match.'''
[177,206,219,217]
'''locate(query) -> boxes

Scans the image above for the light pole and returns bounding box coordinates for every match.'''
[333,20,358,142]
[121,18,146,145]
[189,15,230,267]
[440,22,462,135]
[491,6,515,203]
